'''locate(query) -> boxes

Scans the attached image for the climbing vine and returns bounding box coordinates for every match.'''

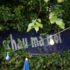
[0,0,69,33]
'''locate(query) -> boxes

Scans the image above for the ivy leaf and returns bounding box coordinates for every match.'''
[59,22,65,29]
[6,48,11,52]
[0,24,3,30]
[49,12,65,29]
[0,26,2,30]
[37,18,41,23]
[55,18,65,29]
[27,19,42,32]
[27,27,32,32]
[32,20,36,23]
[50,16,57,24]
[44,0,49,3]
[55,18,63,25]
[57,0,64,3]
[40,32,48,35]
[49,12,57,24]
[49,12,55,19]
[28,23,34,28]
[35,22,43,28]
[33,25,39,32]
[27,23,35,32]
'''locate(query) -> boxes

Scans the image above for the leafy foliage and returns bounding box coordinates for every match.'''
[0,47,70,70]
[27,18,43,32]
[57,0,64,3]
[49,12,65,29]
[0,32,70,70]
[0,0,69,33]
[0,0,70,69]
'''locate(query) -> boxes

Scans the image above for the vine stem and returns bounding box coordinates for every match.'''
[49,0,53,12]
[36,0,41,19]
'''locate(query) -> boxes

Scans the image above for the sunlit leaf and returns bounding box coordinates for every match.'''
[59,22,65,29]
[27,27,32,32]
[33,25,39,32]
[57,0,64,3]
[50,16,57,24]
[35,22,43,28]
[49,12,55,19]
[0,27,2,30]
[55,18,65,29]
[32,20,36,23]
[0,24,3,30]
[28,23,34,28]
[44,0,49,3]
[55,18,63,25]
[37,18,41,23]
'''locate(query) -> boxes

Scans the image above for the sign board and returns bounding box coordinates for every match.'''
[0,28,70,55]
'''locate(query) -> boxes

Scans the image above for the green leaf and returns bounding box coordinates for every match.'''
[57,0,64,3]
[40,32,48,35]
[0,24,3,30]
[44,0,49,3]
[28,23,34,28]
[17,38,21,42]
[27,23,34,32]
[19,42,22,46]
[33,25,39,32]
[6,48,11,52]
[0,26,2,30]
[59,22,65,29]
[35,22,43,28]
[49,12,57,24]
[50,16,57,24]
[55,18,65,29]
[49,12,55,19]
[55,18,63,25]
[32,20,36,23]
[27,27,32,32]
[37,19,41,23]
[23,45,25,47]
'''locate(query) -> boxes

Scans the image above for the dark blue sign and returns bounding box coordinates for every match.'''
[0,28,70,55]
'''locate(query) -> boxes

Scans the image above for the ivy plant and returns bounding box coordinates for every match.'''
[27,18,43,32]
